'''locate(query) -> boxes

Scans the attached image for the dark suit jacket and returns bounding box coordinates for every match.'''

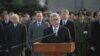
[6,23,27,56]
[91,20,100,56]
[1,21,12,53]
[7,23,26,49]
[2,20,12,32]
[41,26,72,43]
[0,23,4,53]
[0,23,4,44]
[60,20,75,41]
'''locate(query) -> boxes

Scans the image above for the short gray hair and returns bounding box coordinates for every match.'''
[11,14,19,21]
[60,9,69,14]
[50,13,60,18]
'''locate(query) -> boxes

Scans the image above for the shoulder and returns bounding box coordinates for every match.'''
[29,21,36,26]
[18,23,26,28]
[59,26,69,31]
[44,27,51,31]
[68,20,74,23]
[92,21,98,25]
[67,20,74,25]
[43,21,50,25]
[0,23,3,29]
[45,27,51,30]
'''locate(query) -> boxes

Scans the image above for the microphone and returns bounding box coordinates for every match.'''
[9,33,55,49]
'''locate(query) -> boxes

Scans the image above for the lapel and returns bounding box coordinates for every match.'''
[60,20,69,26]
[32,22,38,29]
[97,20,100,27]
[60,20,63,25]
[60,20,65,27]
[51,26,61,37]
[12,23,20,31]
[37,21,45,28]
[65,20,69,26]
[34,21,41,28]
[57,26,62,36]
[50,27,54,34]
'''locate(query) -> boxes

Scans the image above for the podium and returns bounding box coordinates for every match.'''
[33,42,75,56]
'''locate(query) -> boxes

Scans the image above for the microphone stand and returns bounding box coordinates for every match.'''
[10,33,55,49]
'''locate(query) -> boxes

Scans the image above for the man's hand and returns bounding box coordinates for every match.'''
[90,46,95,51]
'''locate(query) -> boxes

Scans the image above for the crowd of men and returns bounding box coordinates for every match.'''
[0,9,100,56]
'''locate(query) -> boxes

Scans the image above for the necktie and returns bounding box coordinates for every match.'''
[37,22,41,27]
[63,21,66,25]
[14,24,17,28]
[54,28,57,36]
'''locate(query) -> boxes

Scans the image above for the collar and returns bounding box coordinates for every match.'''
[5,20,9,23]
[37,21,42,24]
[62,19,68,24]
[14,24,18,27]
[52,26,59,31]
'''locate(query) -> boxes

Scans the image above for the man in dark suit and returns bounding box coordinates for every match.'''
[2,14,12,31]
[7,14,26,56]
[91,12,100,56]
[0,22,4,56]
[2,14,12,56]
[60,9,75,56]
[41,13,72,43]
[28,11,50,56]
[60,9,75,42]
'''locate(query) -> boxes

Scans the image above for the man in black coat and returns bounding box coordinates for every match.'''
[60,9,75,56]
[2,14,12,56]
[60,9,75,42]
[7,14,26,56]
[91,12,100,56]
[41,13,72,43]
[0,22,4,56]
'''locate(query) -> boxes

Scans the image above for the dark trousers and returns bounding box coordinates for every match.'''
[25,48,31,56]
[8,48,22,56]
[76,43,88,56]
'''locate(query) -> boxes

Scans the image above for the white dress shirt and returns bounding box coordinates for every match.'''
[62,19,68,25]
[52,26,59,36]
[14,24,17,28]
[37,21,42,27]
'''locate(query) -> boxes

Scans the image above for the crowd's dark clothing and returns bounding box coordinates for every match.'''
[28,21,50,56]
[21,20,31,56]
[21,19,31,30]
[7,23,26,56]
[91,20,100,56]
[1,20,12,56]
[74,20,89,43]
[2,20,12,47]
[60,20,75,56]
[41,26,72,43]
[0,22,4,46]
[2,20,12,32]
[74,20,90,56]
[0,22,4,56]
[60,20,75,41]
